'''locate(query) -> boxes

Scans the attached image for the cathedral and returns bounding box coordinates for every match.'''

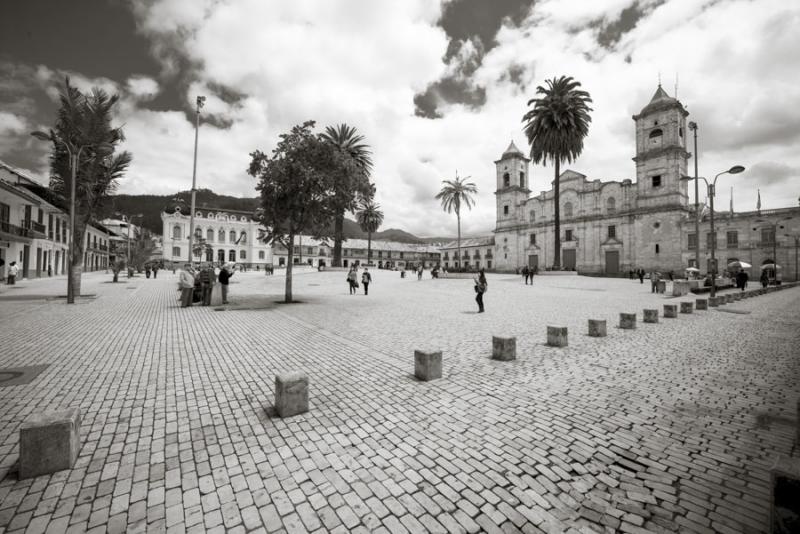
[493,85,800,280]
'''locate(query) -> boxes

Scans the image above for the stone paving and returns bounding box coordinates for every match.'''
[0,269,798,534]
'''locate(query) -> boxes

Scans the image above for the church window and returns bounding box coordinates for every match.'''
[679,127,683,138]
[503,205,509,215]
[655,244,660,254]
[563,202,573,217]
[706,232,717,249]
[727,231,738,248]
[519,171,525,188]
[172,225,181,239]
[688,233,697,250]
[653,222,661,229]
[652,175,662,188]
[649,129,663,147]
[607,197,616,214]
[503,173,510,187]
[259,250,265,260]
[529,234,536,245]
[565,229,573,241]
[654,120,659,126]
[172,246,181,257]
[529,210,535,222]
[608,225,616,239]
[761,228,775,245]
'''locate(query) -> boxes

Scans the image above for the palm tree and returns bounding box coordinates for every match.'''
[435,173,477,271]
[320,124,373,267]
[522,75,592,269]
[356,198,384,265]
[36,77,132,297]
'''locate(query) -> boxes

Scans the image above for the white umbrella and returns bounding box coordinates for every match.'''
[728,260,752,269]
[760,263,781,270]
[685,267,700,272]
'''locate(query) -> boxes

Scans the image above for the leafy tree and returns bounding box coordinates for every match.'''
[128,228,157,272]
[435,173,477,271]
[355,199,384,265]
[192,237,214,263]
[522,75,592,268]
[320,124,373,267]
[111,258,125,283]
[35,77,132,296]
[248,121,358,302]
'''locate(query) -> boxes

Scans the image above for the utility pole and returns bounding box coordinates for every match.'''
[688,121,699,270]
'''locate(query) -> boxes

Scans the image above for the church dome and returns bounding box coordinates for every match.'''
[502,140,525,158]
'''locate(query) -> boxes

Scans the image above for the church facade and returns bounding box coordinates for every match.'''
[493,85,800,280]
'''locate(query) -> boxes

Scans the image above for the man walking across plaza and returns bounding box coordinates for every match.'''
[522,265,529,285]
[218,263,234,304]
[7,261,19,284]
[474,268,487,313]
[178,264,195,307]
[362,267,372,295]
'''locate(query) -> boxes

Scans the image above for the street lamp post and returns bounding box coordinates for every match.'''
[688,121,700,269]
[118,213,143,277]
[30,131,112,303]
[187,96,206,265]
[681,165,745,299]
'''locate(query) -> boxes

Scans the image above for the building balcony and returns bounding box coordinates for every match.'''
[21,220,46,238]
[0,221,33,241]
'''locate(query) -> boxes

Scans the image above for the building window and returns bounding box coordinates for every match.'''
[173,225,181,239]
[259,250,265,260]
[240,250,246,260]
[229,250,236,261]
[194,227,202,239]
[688,233,697,250]
[172,246,180,257]
[240,232,247,244]
[503,172,510,187]
[519,171,525,188]
[529,234,536,246]
[607,197,616,214]
[649,129,663,144]
[503,205,509,215]
[529,210,535,222]
[563,202,573,217]
[652,175,662,188]
[399,252,404,259]
[761,228,775,244]
[706,232,717,249]
[230,230,236,242]
[279,257,285,266]
[608,225,616,239]
[679,127,683,138]
[655,244,660,254]
[48,214,53,239]
[218,229,225,242]
[565,229,573,241]
[726,231,738,248]
[207,229,214,242]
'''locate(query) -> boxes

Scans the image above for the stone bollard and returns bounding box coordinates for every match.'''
[414,350,442,381]
[696,298,708,310]
[709,296,719,307]
[588,319,607,337]
[619,313,636,329]
[770,456,800,534]
[643,309,659,323]
[275,372,309,418]
[546,326,568,347]
[19,408,82,479]
[680,302,694,314]
[492,336,516,361]
[663,304,678,318]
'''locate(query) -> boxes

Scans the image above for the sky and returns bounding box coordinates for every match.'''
[1,0,798,237]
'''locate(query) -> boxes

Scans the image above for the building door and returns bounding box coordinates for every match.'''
[528,255,538,270]
[604,250,620,275]
[22,244,30,278]
[217,249,225,263]
[563,249,576,270]
[36,247,42,277]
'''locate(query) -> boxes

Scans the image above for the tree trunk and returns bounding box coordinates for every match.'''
[285,234,294,303]
[71,224,86,297]
[71,264,83,297]
[332,211,344,267]
[456,212,461,271]
[367,232,372,265]
[553,160,561,269]
[113,272,119,283]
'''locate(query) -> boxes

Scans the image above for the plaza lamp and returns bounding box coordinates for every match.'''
[187,95,206,265]
[30,130,112,304]
[681,165,745,299]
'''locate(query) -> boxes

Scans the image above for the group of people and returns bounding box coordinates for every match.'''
[520,265,537,285]
[144,264,160,279]
[346,266,372,295]
[178,262,236,307]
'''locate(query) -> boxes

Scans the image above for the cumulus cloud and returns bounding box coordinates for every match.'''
[126,76,160,100]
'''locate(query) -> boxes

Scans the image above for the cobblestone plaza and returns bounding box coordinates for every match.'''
[0,271,798,533]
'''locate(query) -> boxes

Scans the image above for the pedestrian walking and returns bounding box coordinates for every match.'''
[347,267,358,295]
[7,261,19,284]
[522,265,530,285]
[667,270,673,282]
[629,269,634,280]
[153,265,159,279]
[760,269,769,288]
[638,268,645,284]
[474,268,487,313]
[218,263,234,304]
[178,264,195,307]
[650,270,660,293]
[145,265,152,279]
[361,268,372,295]
[199,264,215,306]
[417,265,423,280]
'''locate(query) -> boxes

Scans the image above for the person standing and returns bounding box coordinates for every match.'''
[417,264,423,280]
[218,263,234,304]
[153,265,159,279]
[361,268,372,295]
[145,265,152,279]
[650,271,660,293]
[474,268,487,313]
[7,261,19,284]
[522,265,530,285]
[178,264,195,307]
[760,269,769,288]
[638,268,645,284]
[200,264,215,306]
[347,266,358,295]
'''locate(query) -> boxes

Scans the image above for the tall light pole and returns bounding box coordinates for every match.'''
[187,95,206,265]
[682,165,745,298]
[31,131,112,303]
[688,121,700,269]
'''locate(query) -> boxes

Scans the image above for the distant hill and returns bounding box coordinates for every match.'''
[110,189,454,243]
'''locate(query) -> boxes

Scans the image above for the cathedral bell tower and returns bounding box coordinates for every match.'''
[632,85,690,209]
[495,141,530,231]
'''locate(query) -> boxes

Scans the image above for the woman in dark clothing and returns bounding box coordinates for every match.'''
[474,269,487,313]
